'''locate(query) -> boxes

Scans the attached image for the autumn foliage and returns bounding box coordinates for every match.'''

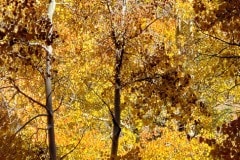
[0,0,240,159]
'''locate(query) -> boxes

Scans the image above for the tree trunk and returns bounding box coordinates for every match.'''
[175,7,183,55]
[110,48,123,159]
[45,46,57,160]
[110,0,126,159]
[46,0,56,159]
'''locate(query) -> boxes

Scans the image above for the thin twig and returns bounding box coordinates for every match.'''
[60,127,88,159]
[0,86,14,90]
[129,18,159,39]
[54,96,64,112]
[84,82,114,119]
[197,45,240,59]
[122,73,162,87]
[82,82,120,130]
[200,31,240,47]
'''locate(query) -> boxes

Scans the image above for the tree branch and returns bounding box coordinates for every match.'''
[60,128,87,159]
[82,112,109,122]
[129,18,159,39]
[0,86,14,90]
[105,0,119,48]
[122,73,162,87]
[28,42,50,53]
[15,114,48,135]
[198,46,240,59]
[200,31,240,47]
[12,83,46,108]
[82,82,120,131]
[53,96,64,112]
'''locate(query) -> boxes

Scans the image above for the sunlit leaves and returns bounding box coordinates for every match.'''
[1,0,239,159]
[140,127,211,159]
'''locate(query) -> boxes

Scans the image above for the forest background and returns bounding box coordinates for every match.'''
[0,0,240,159]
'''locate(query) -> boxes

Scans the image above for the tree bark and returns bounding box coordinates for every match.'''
[46,0,56,159]
[45,47,57,160]
[110,48,123,159]
[110,1,126,159]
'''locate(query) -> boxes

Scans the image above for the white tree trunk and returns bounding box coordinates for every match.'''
[46,0,56,159]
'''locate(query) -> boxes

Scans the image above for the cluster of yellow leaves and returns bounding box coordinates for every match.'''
[139,128,211,160]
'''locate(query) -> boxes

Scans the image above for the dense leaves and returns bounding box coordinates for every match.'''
[200,116,240,159]
[0,0,239,159]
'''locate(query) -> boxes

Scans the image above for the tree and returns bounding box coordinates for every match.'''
[0,0,57,158]
[45,0,57,159]
[192,0,240,104]
[96,0,210,158]
[192,1,240,158]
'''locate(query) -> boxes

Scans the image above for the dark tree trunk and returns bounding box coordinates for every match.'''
[110,0,126,159]
[110,48,124,159]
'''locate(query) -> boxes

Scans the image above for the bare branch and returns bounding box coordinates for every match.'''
[82,112,109,122]
[0,86,14,90]
[212,55,240,59]
[15,114,48,135]
[53,96,64,112]
[107,10,118,47]
[13,84,46,108]
[60,128,88,159]
[122,73,162,87]
[133,74,162,83]
[28,42,49,53]
[82,81,119,129]
[129,18,159,39]
[200,31,240,47]
[198,46,240,59]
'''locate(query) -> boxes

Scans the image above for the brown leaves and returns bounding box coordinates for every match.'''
[0,0,60,77]
[194,0,240,37]
[193,0,206,13]
[200,116,240,159]
[0,0,58,47]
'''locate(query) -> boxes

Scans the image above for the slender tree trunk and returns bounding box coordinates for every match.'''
[110,48,123,159]
[175,6,182,55]
[45,45,56,160]
[110,1,126,159]
[46,0,56,159]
